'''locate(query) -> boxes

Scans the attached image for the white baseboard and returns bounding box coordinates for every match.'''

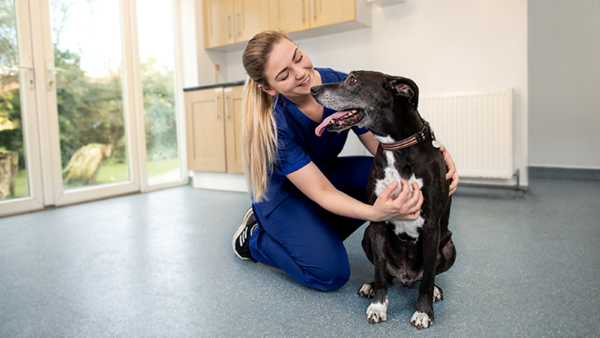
[192,172,249,193]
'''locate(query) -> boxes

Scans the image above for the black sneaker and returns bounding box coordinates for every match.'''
[233,208,257,261]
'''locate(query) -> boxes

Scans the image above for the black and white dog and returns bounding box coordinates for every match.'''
[312,71,456,329]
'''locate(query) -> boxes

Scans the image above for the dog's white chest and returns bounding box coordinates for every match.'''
[374,151,425,240]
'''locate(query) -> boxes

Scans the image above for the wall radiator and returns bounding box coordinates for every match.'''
[419,88,515,180]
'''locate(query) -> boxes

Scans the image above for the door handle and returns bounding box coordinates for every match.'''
[46,58,66,90]
[6,56,34,89]
[224,88,232,120]
[227,15,231,38]
[215,92,220,119]
[9,65,33,70]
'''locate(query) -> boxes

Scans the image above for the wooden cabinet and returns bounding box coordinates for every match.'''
[203,0,271,49]
[315,0,357,28]
[224,86,244,173]
[269,0,310,33]
[185,85,244,174]
[269,0,362,34]
[205,0,371,51]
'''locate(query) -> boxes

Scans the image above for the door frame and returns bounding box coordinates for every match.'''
[0,0,45,217]
[128,0,189,194]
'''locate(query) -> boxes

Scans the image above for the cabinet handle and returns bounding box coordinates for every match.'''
[301,0,304,22]
[236,13,240,36]
[225,94,229,119]
[227,15,231,38]
[215,92,220,119]
[312,0,316,20]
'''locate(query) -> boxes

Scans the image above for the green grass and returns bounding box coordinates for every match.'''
[9,158,180,196]
[95,157,180,185]
[14,170,29,198]
[147,157,180,178]
[95,162,129,184]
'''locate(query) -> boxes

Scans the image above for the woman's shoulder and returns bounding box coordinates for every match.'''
[316,67,348,84]
[272,98,296,133]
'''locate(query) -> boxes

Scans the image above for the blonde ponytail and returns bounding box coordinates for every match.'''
[242,76,277,202]
[241,30,292,202]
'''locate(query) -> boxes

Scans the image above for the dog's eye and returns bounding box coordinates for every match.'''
[348,77,357,84]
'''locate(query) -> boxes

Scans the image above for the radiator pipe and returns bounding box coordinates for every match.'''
[457,169,528,192]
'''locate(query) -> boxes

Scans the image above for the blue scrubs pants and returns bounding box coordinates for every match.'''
[249,156,374,291]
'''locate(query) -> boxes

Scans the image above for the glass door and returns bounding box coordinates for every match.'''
[132,0,187,191]
[0,0,187,216]
[0,0,44,216]
[35,0,142,206]
[50,0,131,190]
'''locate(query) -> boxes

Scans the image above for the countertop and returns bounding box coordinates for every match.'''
[183,80,246,92]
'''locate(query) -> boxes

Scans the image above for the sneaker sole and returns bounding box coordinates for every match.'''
[232,208,254,260]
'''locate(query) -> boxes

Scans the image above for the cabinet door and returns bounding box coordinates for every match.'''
[203,0,235,49]
[311,0,356,28]
[225,86,245,174]
[185,88,227,172]
[269,0,310,33]
[234,0,272,42]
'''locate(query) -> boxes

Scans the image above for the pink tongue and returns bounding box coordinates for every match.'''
[315,111,350,137]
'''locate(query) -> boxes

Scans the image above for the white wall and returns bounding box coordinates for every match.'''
[528,0,600,169]
[180,0,229,87]
[184,0,530,184]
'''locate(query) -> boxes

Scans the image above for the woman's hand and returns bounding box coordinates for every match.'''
[440,144,459,195]
[370,179,424,222]
[287,162,423,223]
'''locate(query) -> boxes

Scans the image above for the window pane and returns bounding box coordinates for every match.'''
[136,0,181,185]
[0,0,29,200]
[48,0,129,190]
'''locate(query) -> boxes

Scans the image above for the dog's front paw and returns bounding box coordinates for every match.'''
[366,298,388,324]
[410,311,432,329]
[358,283,374,298]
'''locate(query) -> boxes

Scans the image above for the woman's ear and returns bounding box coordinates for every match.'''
[258,84,277,97]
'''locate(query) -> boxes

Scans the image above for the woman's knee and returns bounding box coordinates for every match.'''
[302,261,351,292]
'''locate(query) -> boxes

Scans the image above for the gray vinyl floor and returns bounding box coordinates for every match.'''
[1,177,599,338]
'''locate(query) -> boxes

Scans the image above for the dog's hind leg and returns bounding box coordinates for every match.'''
[359,273,394,298]
[437,198,457,276]
[358,282,374,298]
[433,285,443,303]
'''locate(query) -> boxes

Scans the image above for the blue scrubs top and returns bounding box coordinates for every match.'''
[254,68,369,217]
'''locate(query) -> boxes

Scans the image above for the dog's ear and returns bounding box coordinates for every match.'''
[388,77,419,109]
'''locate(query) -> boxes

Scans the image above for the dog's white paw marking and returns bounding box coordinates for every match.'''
[358,284,374,298]
[433,286,443,302]
[410,311,432,329]
[366,298,388,324]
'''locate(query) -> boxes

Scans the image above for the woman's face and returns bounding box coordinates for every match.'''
[259,38,321,102]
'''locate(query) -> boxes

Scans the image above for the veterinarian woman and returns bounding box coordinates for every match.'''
[233,31,459,291]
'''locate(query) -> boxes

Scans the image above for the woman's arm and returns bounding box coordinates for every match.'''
[358,132,379,156]
[287,161,423,222]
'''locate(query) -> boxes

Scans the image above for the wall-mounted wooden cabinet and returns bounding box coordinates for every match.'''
[203,0,371,51]
[184,85,244,174]
[203,0,272,49]
[269,0,357,32]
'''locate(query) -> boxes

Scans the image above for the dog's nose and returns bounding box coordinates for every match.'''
[310,86,320,96]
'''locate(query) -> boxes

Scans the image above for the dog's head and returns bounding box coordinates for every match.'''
[312,71,419,137]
